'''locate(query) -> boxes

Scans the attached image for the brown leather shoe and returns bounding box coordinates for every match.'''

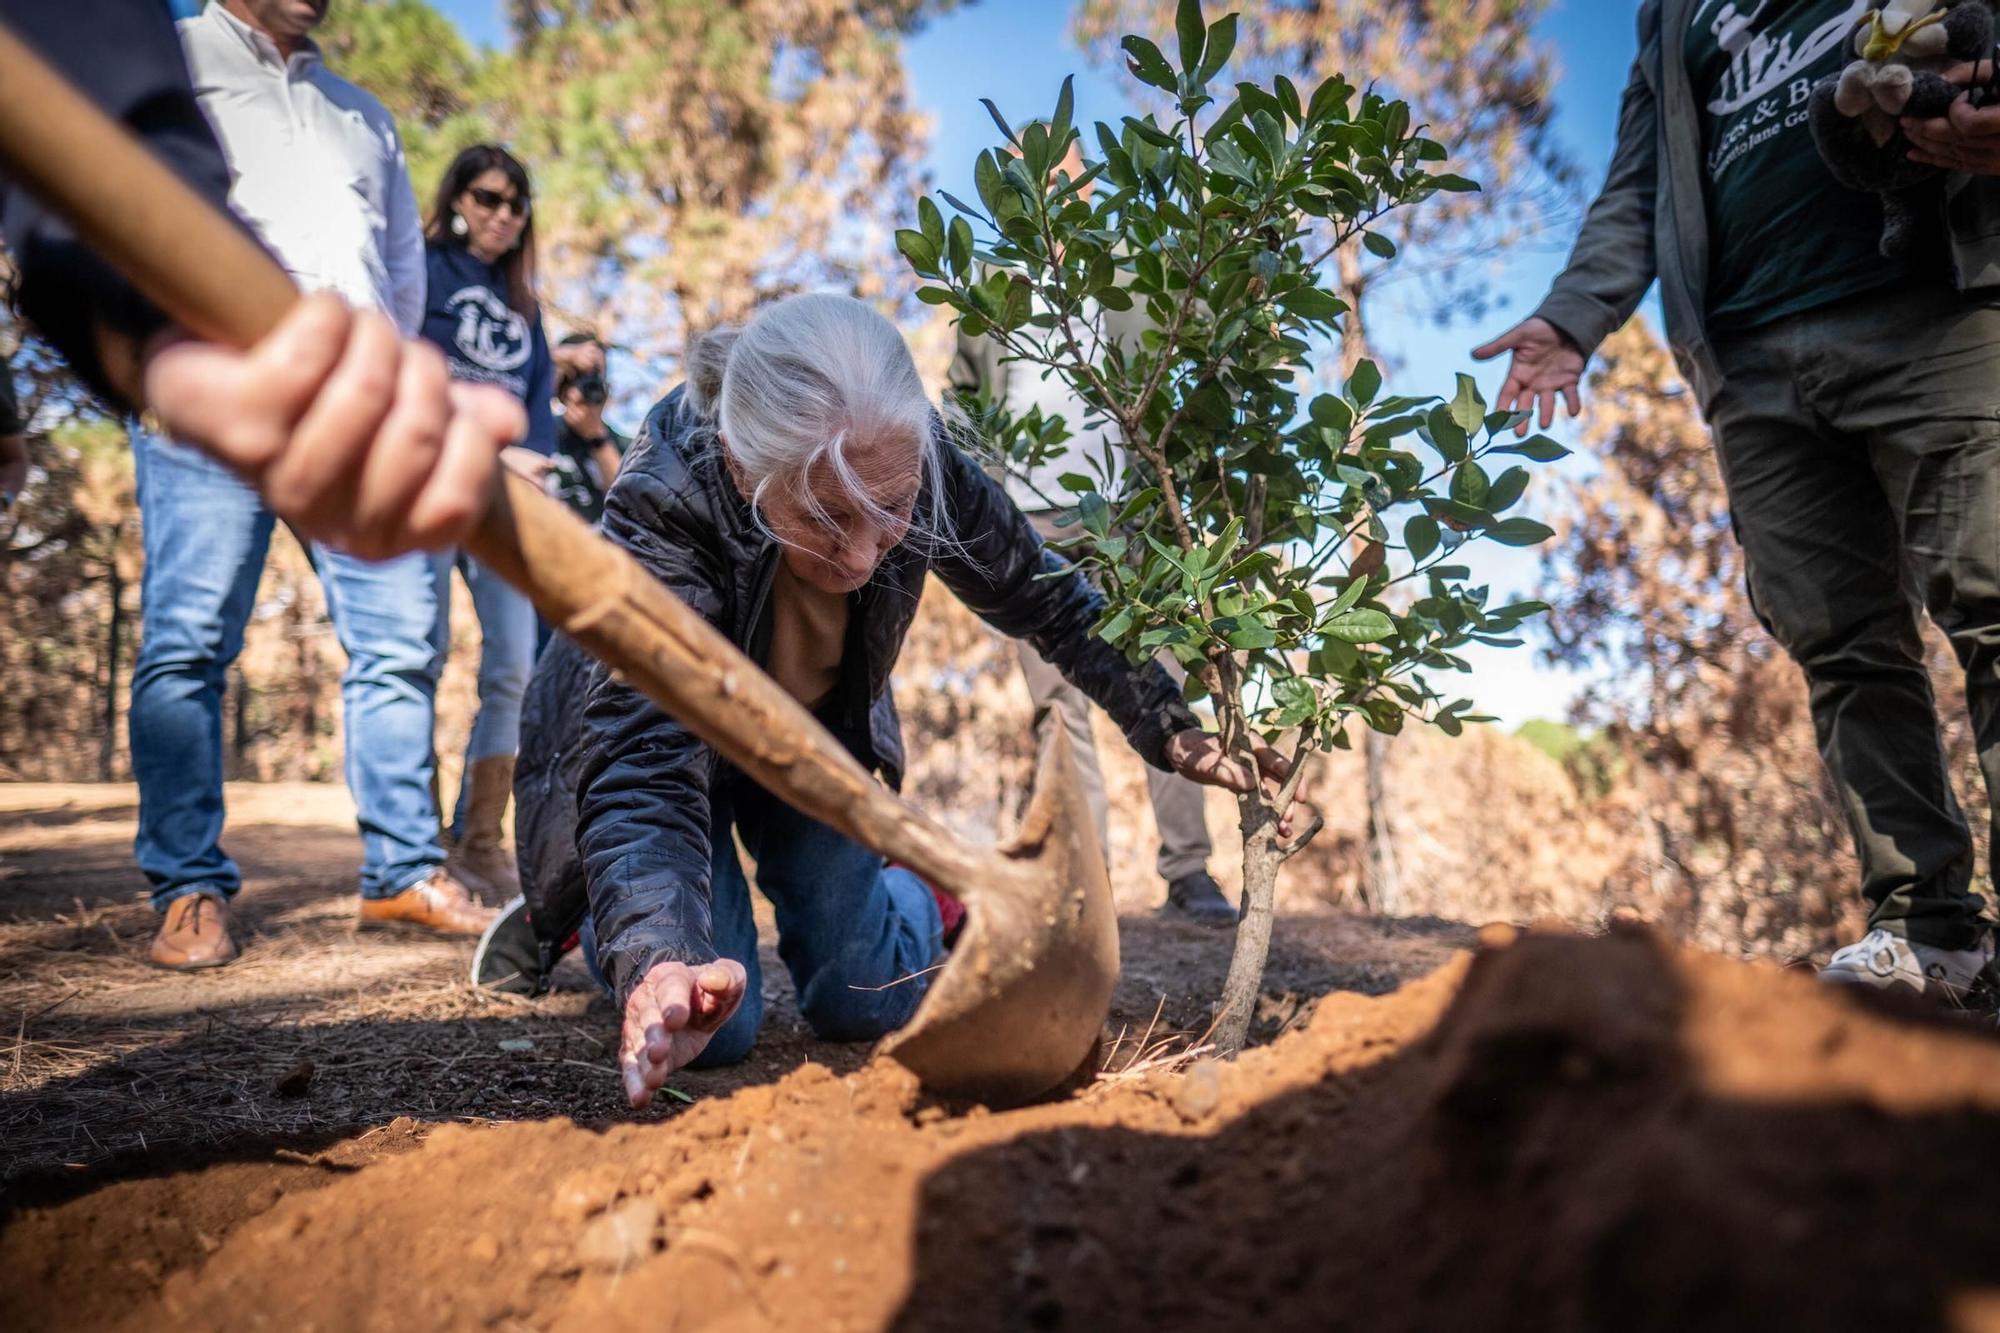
[358,868,498,936]
[445,754,521,899]
[149,893,241,970]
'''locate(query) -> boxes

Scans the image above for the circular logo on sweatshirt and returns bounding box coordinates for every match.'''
[445,284,531,374]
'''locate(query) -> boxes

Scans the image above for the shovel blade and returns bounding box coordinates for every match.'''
[877,719,1119,1106]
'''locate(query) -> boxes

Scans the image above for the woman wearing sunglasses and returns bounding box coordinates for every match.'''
[417,143,555,901]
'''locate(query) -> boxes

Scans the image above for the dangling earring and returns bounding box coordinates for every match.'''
[450,212,468,237]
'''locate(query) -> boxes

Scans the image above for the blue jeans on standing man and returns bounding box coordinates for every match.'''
[579,777,944,1068]
[129,428,447,909]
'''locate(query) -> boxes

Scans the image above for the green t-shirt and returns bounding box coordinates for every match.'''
[1686,0,1917,332]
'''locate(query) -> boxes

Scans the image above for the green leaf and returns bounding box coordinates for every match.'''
[1310,394,1354,435]
[1450,460,1490,508]
[1277,288,1347,322]
[1487,517,1555,546]
[1404,514,1439,561]
[1115,486,1161,527]
[1125,115,1180,149]
[1306,73,1352,124]
[1274,74,1303,126]
[1058,472,1095,494]
[1449,373,1485,435]
[1424,405,1469,464]
[1198,13,1238,83]
[1349,360,1381,406]
[1096,286,1135,312]
[1079,492,1111,537]
[1051,74,1075,147]
[1121,36,1178,93]
[895,228,939,274]
[1362,230,1397,260]
[1485,465,1530,513]
[1272,675,1316,714]
[980,98,1019,148]
[1176,0,1206,77]
[1430,173,1480,193]
[947,216,974,276]
[938,190,984,221]
[1495,435,1572,462]
[1326,574,1367,616]
[1323,608,1396,643]
[1226,623,1280,650]
[974,150,1006,213]
[917,196,944,247]
[915,286,955,306]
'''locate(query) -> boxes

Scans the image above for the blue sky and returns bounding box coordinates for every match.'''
[433,0,1650,724]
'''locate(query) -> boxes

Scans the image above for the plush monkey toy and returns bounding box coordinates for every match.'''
[1808,0,1997,256]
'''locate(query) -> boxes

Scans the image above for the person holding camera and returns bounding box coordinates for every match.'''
[548,332,627,525]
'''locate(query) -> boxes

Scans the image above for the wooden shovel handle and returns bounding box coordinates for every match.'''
[0,21,993,896]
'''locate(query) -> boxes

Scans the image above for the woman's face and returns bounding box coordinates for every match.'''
[741,430,923,596]
[455,167,529,263]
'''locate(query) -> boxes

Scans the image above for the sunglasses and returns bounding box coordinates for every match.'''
[467,186,531,219]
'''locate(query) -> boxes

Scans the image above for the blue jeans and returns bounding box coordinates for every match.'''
[436,552,535,836]
[130,429,447,907]
[584,780,944,1068]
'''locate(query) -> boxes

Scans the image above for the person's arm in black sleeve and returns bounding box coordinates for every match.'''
[0,0,239,406]
[573,471,731,1006]
[926,426,1201,771]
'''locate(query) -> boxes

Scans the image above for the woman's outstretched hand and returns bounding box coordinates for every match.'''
[620,957,748,1109]
[1165,729,1314,842]
[141,293,525,560]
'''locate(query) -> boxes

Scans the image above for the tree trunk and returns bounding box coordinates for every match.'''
[97,562,123,782]
[1335,245,1400,916]
[1362,727,1400,913]
[1213,794,1283,1056]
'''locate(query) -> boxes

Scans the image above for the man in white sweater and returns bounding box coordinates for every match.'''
[137,0,494,972]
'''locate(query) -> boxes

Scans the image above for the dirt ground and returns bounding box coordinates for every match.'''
[0,780,1469,1328]
[13,785,2000,1332]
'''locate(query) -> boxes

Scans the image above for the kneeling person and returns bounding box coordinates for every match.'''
[481,293,1287,1107]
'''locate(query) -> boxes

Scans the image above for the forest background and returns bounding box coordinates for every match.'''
[3,0,1983,961]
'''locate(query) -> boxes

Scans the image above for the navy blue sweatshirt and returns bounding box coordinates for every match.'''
[419,243,555,454]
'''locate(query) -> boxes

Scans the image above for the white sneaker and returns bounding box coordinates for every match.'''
[1821,927,1993,1003]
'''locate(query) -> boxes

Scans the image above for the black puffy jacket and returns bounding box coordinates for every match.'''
[516,387,1200,1002]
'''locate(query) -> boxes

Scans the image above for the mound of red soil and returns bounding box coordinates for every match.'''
[14,927,2000,1332]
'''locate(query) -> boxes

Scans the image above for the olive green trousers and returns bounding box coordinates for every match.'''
[1710,283,2000,948]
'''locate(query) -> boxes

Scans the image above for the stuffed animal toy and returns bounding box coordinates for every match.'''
[1808,0,1997,256]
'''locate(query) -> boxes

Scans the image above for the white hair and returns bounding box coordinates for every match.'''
[684,292,954,557]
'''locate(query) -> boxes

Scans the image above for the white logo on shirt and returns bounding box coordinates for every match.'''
[445,284,530,373]
[1695,0,1868,115]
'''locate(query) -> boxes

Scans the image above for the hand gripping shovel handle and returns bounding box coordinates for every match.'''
[0,22,994,900]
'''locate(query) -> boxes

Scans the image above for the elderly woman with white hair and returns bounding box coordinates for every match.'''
[479,293,1290,1107]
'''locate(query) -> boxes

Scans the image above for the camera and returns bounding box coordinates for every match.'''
[568,373,608,406]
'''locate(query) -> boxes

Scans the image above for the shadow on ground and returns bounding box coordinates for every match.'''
[887,931,2000,1333]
